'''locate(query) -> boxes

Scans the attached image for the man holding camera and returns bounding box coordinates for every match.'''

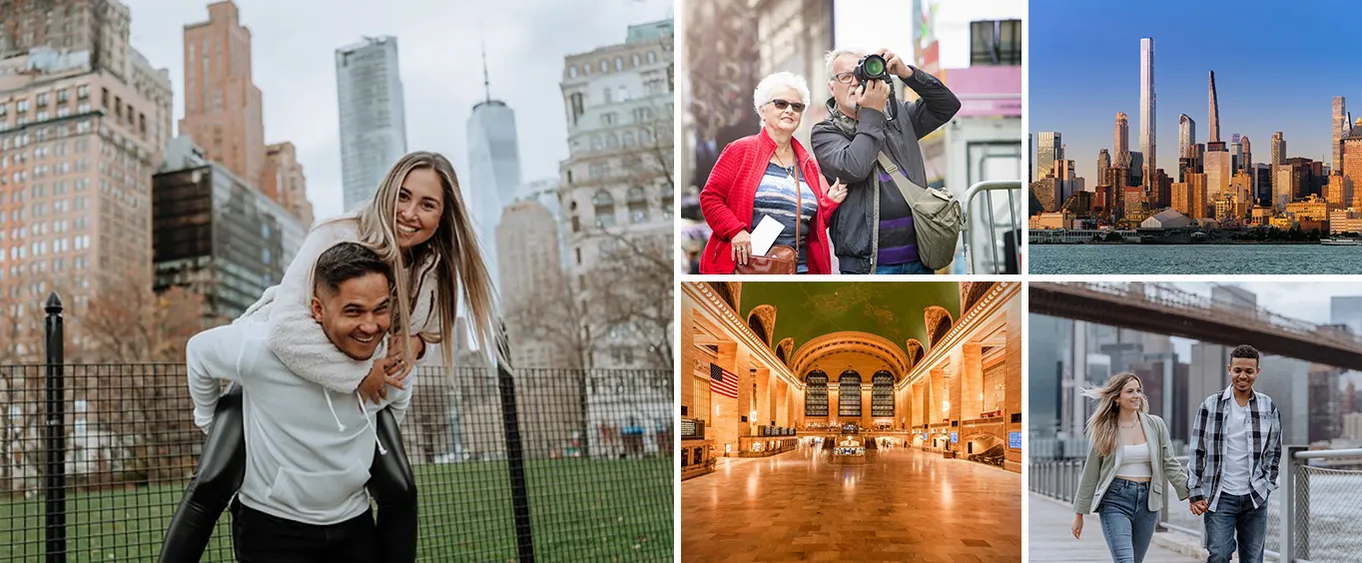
[812,48,961,275]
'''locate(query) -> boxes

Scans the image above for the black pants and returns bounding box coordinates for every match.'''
[158,386,418,562]
[230,499,378,563]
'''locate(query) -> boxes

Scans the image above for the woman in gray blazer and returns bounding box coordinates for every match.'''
[1071,373,1190,563]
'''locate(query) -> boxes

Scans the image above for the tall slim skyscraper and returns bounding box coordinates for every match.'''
[1334,97,1350,173]
[1241,135,1252,176]
[1098,149,1111,179]
[1139,38,1155,189]
[336,36,408,212]
[181,1,265,187]
[1272,131,1286,166]
[1037,132,1061,181]
[1179,114,1196,159]
[1115,112,1130,168]
[1208,71,1221,143]
[467,51,523,291]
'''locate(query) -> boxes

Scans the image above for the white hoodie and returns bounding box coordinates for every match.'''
[186,323,413,525]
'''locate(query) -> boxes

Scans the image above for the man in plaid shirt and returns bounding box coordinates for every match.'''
[1186,345,1281,563]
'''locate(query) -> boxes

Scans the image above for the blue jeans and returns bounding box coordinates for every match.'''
[1205,492,1269,563]
[1098,479,1160,563]
[844,261,934,275]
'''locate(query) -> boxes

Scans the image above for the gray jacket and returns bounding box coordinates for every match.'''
[1073,413,1190,514]
[810,68,960,273]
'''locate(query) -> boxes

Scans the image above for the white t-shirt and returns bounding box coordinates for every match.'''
[1219,399,1253,496]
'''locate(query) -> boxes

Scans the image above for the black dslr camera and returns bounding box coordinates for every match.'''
[854,54,890,84]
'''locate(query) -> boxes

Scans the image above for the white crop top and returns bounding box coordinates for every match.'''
[1115,443,1152,479]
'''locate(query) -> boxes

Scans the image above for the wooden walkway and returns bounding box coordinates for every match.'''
[1029,493,1199,562]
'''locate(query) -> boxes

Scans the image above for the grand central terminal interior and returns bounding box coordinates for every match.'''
[679,281,1023,561]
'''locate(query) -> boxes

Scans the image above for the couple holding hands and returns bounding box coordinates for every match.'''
[1072,345,1281,563]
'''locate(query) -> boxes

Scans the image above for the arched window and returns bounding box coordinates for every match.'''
[599,60,609,73]
[838,371,861,417]
[582,64,590,76]
[614,56,623,71]
[593,190,616,227]
[871,371,894,418]
[568,66,578,78]
[804,371,828,417]
[606,133,619,149]
[623,132,636,147]
[631,53,641,67]
[746,315,767,343]
[627,186,647,223]
[646,51,657,64]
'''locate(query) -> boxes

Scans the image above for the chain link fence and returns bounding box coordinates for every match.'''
[1291,465,1362,563]
[0,362,673,562]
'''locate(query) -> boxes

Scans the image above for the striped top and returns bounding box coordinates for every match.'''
[876,170,918,266]
[750,162,817,272]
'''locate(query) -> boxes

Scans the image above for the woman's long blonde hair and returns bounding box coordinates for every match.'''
[349,151,498,368]
[1082,372,1147,457]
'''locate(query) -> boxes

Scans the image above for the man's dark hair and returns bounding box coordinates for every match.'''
[313,242,394,294]
[1230,345,1261,364]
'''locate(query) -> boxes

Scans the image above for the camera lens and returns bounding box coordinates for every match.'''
[863,56,885,77]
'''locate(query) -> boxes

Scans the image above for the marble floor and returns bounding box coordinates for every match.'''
[681,444,1021,562]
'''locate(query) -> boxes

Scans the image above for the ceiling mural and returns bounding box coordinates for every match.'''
[737,282,961,357]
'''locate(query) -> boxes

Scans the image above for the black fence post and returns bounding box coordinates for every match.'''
[43,292,67,563]
[494,326,535,562]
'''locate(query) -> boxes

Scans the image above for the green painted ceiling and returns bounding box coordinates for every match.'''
[738,282,961,356]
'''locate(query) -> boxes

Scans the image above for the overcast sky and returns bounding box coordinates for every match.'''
[122,0,672,221]
[1169,282,1362,382]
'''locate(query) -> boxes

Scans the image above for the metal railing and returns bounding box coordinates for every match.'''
[0,294,673,562]
[1031,446,1362,563]
[962,180,1021,274]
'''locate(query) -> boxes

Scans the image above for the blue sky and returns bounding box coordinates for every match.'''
[1030,0,1362,181]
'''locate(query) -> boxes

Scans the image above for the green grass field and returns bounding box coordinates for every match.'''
[0,458,672,562]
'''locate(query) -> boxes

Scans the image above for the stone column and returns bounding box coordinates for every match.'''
[680,298,696,419]
[1005,295,1023,473]
[714,341,746,456]
[961,343,983,420]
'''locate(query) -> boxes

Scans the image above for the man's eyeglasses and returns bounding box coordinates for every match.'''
[767,99,806,113]
[833,72,856,85]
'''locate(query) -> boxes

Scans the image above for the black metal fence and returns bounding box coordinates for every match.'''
[0,296,673,561]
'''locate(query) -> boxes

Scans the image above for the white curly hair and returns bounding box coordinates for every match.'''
[752,71,811,116]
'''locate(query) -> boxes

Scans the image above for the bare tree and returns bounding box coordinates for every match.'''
[77,270,207,363]
[503,276,595,370]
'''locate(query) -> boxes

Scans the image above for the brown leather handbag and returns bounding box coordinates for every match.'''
[736,161,803,275]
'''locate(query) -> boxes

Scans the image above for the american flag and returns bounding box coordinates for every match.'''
[709,363,738,398]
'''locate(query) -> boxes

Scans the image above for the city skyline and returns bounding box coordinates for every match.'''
[1031,0,1362,182]
[121,0,671,221]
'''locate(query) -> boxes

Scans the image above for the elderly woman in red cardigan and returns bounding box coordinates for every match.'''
[698,72,847,274]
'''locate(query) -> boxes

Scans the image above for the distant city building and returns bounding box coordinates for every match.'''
[1179,114,1195,159]
[497,200,573,368]
[1204,144,1231,202]
[1207,71,1220,142]
[1334,96,1350,173]
[336,36,407,212]
[0,1,174,361]
[559,19,674,369]
[467,53,523,292]
[152,137,306,320]
[1139,38,1155,189]
[181,1,265,190]
[262,142,313,227]
[1331,296,1362,336]
[1343,124,1362,211]
[1036,131,1061,181]
[1344,412,1362,442]
[1114,112,1130,168]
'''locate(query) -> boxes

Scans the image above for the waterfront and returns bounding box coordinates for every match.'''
[1029,244,1362,274]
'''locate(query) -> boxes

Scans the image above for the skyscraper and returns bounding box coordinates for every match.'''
[1179,114,1195,159]
[1335,96,1350,173]
[1114,112,1130,169]
[1097,149,1111,179]
[467,50,523,291]
[1204,143,1231,202]
[181,1,265,187]
[1345,125,1362,209]
[1037,132,1061,181]
[1139,38,1155,189]
[1272,131,1286,166]
[336,36,408,212]
[1208,71,1220,143]
[1241,135,1252,176]
[498,200,573,368]
[1231,133,1242,173]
